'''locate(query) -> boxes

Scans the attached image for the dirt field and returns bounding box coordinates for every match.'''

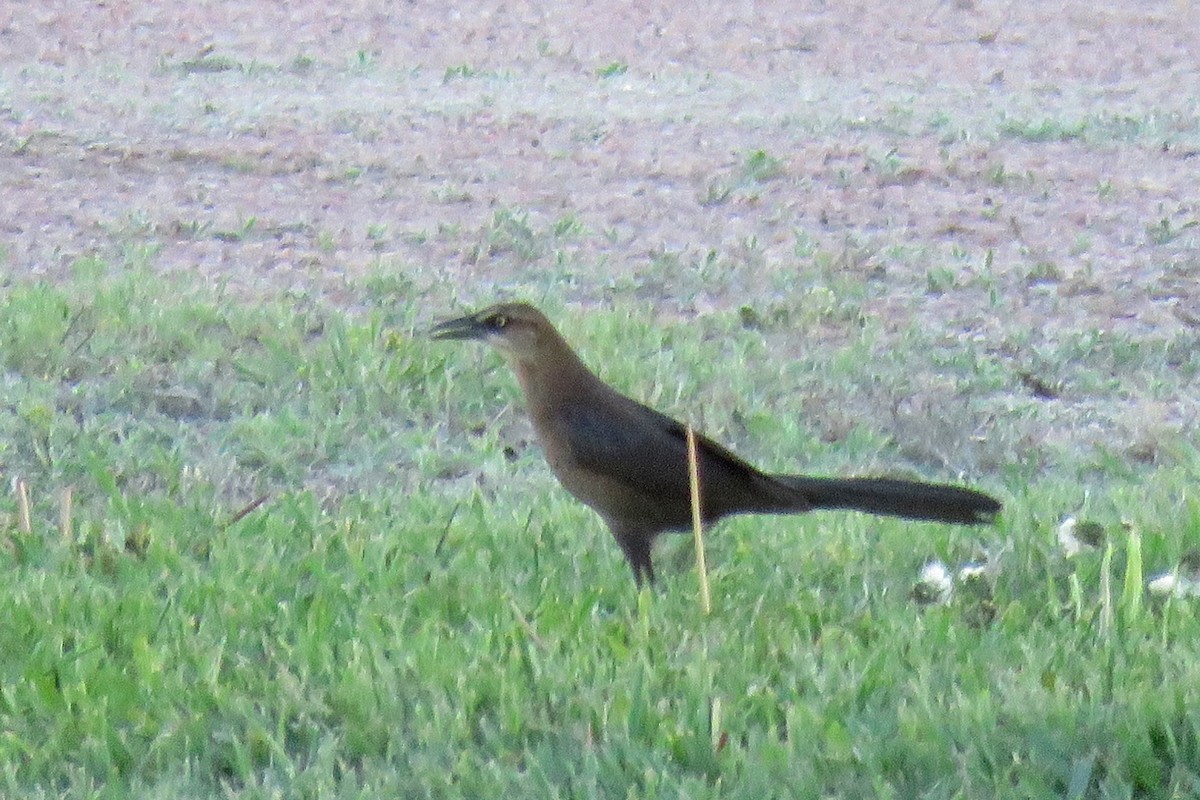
[2,3,1195,313]
[2,3,1198,456]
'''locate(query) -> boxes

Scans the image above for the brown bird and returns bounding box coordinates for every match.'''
[432,302,1001,586]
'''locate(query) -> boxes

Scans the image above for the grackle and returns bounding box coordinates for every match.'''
[432,303,1001,586]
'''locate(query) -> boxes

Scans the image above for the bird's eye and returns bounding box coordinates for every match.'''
[492,314,508,329]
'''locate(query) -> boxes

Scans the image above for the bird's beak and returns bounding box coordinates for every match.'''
[429,313,487,341]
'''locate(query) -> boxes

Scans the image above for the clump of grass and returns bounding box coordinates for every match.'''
[1145,216,1198,245]
[466,207,544,264]
[998,115,1088,142]
[443,64,477,82]
[596,61,628,78]
[741,149,786,183]
[701,149,787,206]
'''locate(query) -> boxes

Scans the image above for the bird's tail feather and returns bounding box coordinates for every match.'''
[772,475,1000,525]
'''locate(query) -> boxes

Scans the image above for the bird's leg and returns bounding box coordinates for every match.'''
[613,527,656,587]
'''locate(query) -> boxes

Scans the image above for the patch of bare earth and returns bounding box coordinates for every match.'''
[1,2,1198,468]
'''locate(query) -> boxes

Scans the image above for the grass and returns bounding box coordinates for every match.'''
[0,260,1198,798]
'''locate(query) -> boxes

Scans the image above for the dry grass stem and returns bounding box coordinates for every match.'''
[686,425,712,615]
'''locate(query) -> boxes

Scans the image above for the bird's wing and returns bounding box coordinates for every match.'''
[560,394,770,499]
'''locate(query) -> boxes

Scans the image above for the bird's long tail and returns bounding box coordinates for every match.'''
[772,475,1001,525]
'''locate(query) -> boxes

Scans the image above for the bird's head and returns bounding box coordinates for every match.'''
[429,302,555,364]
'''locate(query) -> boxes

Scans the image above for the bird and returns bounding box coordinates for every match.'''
[431,302,1001,586]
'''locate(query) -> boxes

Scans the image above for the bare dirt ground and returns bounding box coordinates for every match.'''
[1,2,1198,468]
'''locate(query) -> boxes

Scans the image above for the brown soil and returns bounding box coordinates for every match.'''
[3,3,1196,318]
